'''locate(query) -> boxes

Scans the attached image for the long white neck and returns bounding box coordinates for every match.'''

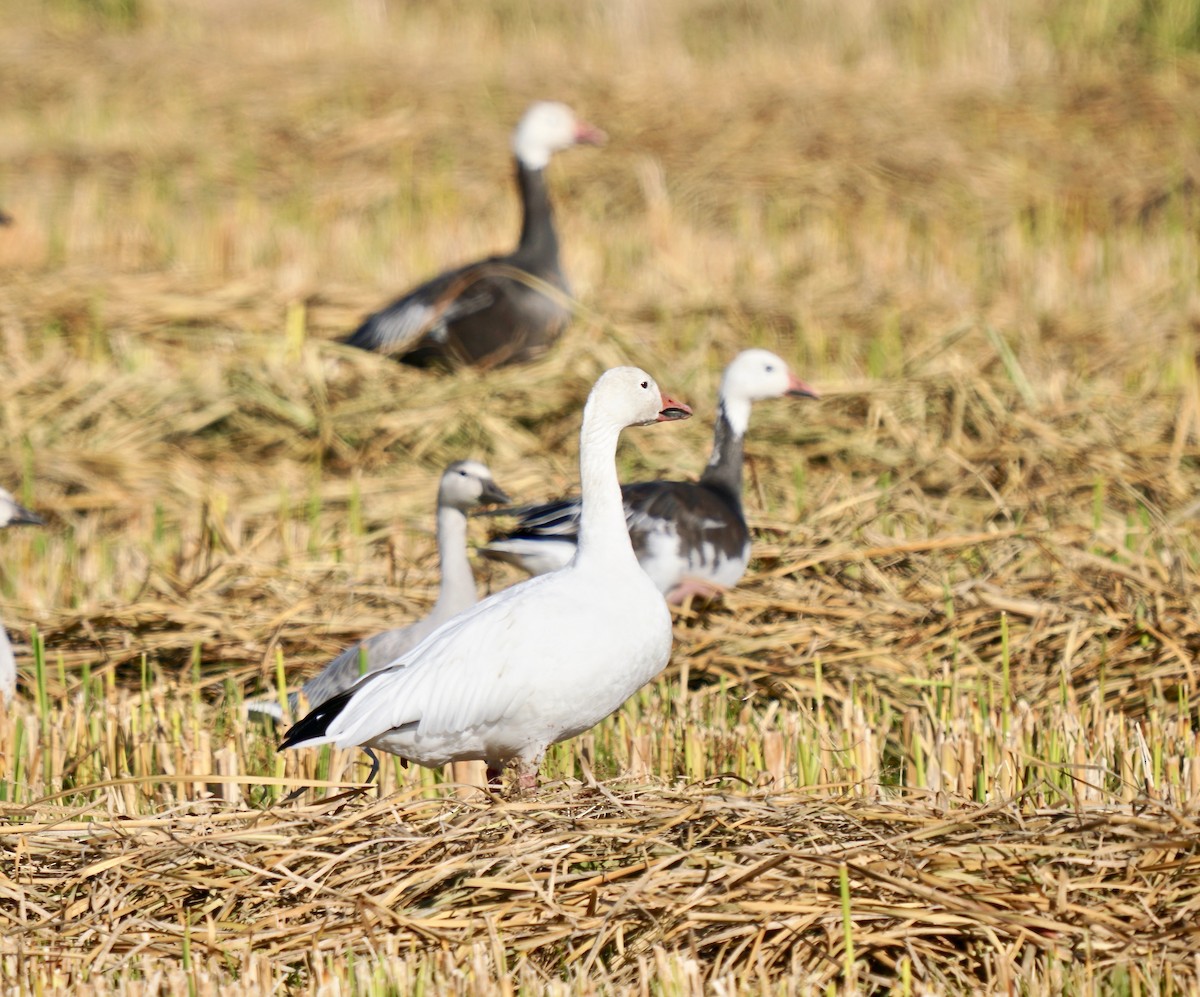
[574,406,638,570]
[719,391,752,439]
[431,505,476,620]
[0,623,14,701]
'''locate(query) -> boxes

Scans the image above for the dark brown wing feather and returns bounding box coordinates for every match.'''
[345,257,570,369]
[622,481,749,564]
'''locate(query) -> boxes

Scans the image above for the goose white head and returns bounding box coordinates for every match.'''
[0,488,43,529]
[512,101,606,171]
[719,349,819,436]
[438,460,511,512]
[587,367,693,429]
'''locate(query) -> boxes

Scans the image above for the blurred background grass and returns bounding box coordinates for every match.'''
[1,0,1200,990]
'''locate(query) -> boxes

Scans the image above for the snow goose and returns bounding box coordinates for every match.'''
[280,367,692,790]
[480,349,819,604]
[344,101,605,369]
[0,487,44,701]
[247,460,509,721]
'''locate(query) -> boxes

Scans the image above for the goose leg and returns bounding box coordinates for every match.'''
[494,759,540,797]
[667,577,729,607]
[515,759,540,794]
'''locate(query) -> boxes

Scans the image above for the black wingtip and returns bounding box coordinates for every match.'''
[341,321,374,351]
[278,688,356,751]
[10,506,44,527]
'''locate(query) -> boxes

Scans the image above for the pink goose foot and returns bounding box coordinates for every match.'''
[508,759,541,796]
[667,578,729,607]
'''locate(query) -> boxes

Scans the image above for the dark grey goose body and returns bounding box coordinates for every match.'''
[344,102,604,370]
[481,350,819,604]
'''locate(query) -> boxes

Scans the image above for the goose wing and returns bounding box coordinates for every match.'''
[344,260,501,355]
[283,575,558,751]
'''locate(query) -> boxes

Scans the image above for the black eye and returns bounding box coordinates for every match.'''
[765,365,775,372]
[640,380,649,389]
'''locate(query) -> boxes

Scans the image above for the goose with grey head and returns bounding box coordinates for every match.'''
[480,349,818,604]
[280,368,692,791]
[247,460,509,721]
[344,101,605,370]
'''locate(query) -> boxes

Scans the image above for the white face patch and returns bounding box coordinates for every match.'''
[719,349,795,421]
[512,102,577,170]
[441,462,498,509]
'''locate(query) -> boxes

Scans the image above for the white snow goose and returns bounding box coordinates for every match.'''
[0,487,44,701]
[343,101,605,370]
[480,349,819,604]
[247,460,510,721]
[280,367,693,791]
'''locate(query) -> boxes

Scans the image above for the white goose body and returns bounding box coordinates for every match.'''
[335,564,672,768]
[247,461,509,721]
[481,350,819,603]
[281,368,692,785]
[0,487,44,702]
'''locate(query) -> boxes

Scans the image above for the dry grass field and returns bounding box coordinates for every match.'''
[2,0,1200,992]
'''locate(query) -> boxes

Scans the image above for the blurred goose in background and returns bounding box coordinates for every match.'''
[281,367,692,791]
[0,487,44,701]
[344,101,605,369]
[247,461,509,721]
[481,349,819,604]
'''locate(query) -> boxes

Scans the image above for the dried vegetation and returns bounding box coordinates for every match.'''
[1,0,1200,992]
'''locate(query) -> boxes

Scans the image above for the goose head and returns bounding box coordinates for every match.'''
[0,488,43,528]
[721,349,820,405]
[715,347,820,403]
[439,461,511,512]
[588,367,693,430]
[512,102,606,171]
[715,350,819,437]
